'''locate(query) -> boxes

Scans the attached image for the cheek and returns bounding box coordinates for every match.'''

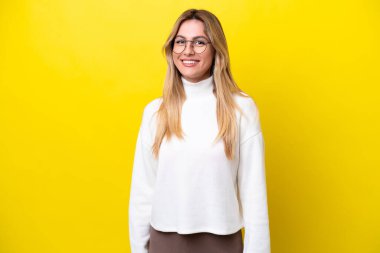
[172,56,181,67]
[204,53,214,66]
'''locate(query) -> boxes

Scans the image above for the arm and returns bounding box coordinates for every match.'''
[128,106,157,253]
[238,132,271,253]
[238,98,271,253]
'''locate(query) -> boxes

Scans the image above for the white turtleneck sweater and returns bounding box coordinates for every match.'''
[129,75,271,253]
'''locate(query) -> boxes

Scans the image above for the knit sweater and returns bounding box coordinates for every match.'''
[129,75,271,253]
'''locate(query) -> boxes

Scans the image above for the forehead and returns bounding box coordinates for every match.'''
[176,19,207,38]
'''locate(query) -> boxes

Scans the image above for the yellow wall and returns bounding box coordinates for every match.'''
[0,1,379,252]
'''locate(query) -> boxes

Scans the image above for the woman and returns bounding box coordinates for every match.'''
[129,8,271,253]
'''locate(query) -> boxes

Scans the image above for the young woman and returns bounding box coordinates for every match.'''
[129,9,271,253]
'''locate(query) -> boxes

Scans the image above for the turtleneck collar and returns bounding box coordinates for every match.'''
[181,75,214,99]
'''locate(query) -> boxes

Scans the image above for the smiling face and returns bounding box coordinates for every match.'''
[172,19,215,83]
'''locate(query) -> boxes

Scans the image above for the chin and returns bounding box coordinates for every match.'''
[181,69,202,77]
[182,73,201,80]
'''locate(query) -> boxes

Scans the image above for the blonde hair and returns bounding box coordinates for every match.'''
[152,8,249,160]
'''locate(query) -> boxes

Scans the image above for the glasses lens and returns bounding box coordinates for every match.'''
[193,39,205,53]
[173,46,184,54]
[172,39,208,54]
[173,39,185,53]
[194,45,206,53]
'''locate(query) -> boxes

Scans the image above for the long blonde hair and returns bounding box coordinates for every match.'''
[152,8,249,160]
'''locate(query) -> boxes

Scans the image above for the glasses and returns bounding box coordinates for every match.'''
[172,38,212,54]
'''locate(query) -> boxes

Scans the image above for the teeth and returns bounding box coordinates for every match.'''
[183,60,197,64]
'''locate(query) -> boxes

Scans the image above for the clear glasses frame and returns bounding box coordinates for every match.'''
[172,38,212,54]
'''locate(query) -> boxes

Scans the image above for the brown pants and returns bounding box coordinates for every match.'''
[148,225,243,253]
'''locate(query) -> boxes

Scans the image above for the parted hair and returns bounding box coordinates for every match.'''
[152,8,249,160]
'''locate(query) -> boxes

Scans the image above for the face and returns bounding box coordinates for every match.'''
[172,19,215,83]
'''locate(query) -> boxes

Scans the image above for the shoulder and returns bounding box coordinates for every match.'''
[139,97,162,143]
[142,97,163,120]
[233,91,262,142]
[233,91,260,119]
[140,97,163,132]
[144,97,163,114]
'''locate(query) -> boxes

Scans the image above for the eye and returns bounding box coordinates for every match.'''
[194,40,206,45]
[175,39,185,44]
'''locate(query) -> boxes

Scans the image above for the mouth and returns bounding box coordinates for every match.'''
[181,59,200,67]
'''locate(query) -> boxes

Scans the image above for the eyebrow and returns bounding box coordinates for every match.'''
[175,35,209,40]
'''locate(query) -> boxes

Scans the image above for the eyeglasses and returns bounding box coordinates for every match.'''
[172,38,212,54]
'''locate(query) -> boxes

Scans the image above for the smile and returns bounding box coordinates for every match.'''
[181,60,200,67]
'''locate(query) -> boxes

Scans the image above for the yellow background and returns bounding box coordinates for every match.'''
[1,0,379,252]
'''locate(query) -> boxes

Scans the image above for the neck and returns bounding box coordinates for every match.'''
[181,75,214,99]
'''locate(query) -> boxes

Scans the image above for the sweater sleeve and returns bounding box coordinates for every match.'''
[128,106,157,253]
[238,98,271,253]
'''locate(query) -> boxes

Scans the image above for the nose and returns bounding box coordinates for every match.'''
[183,41,195,55]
